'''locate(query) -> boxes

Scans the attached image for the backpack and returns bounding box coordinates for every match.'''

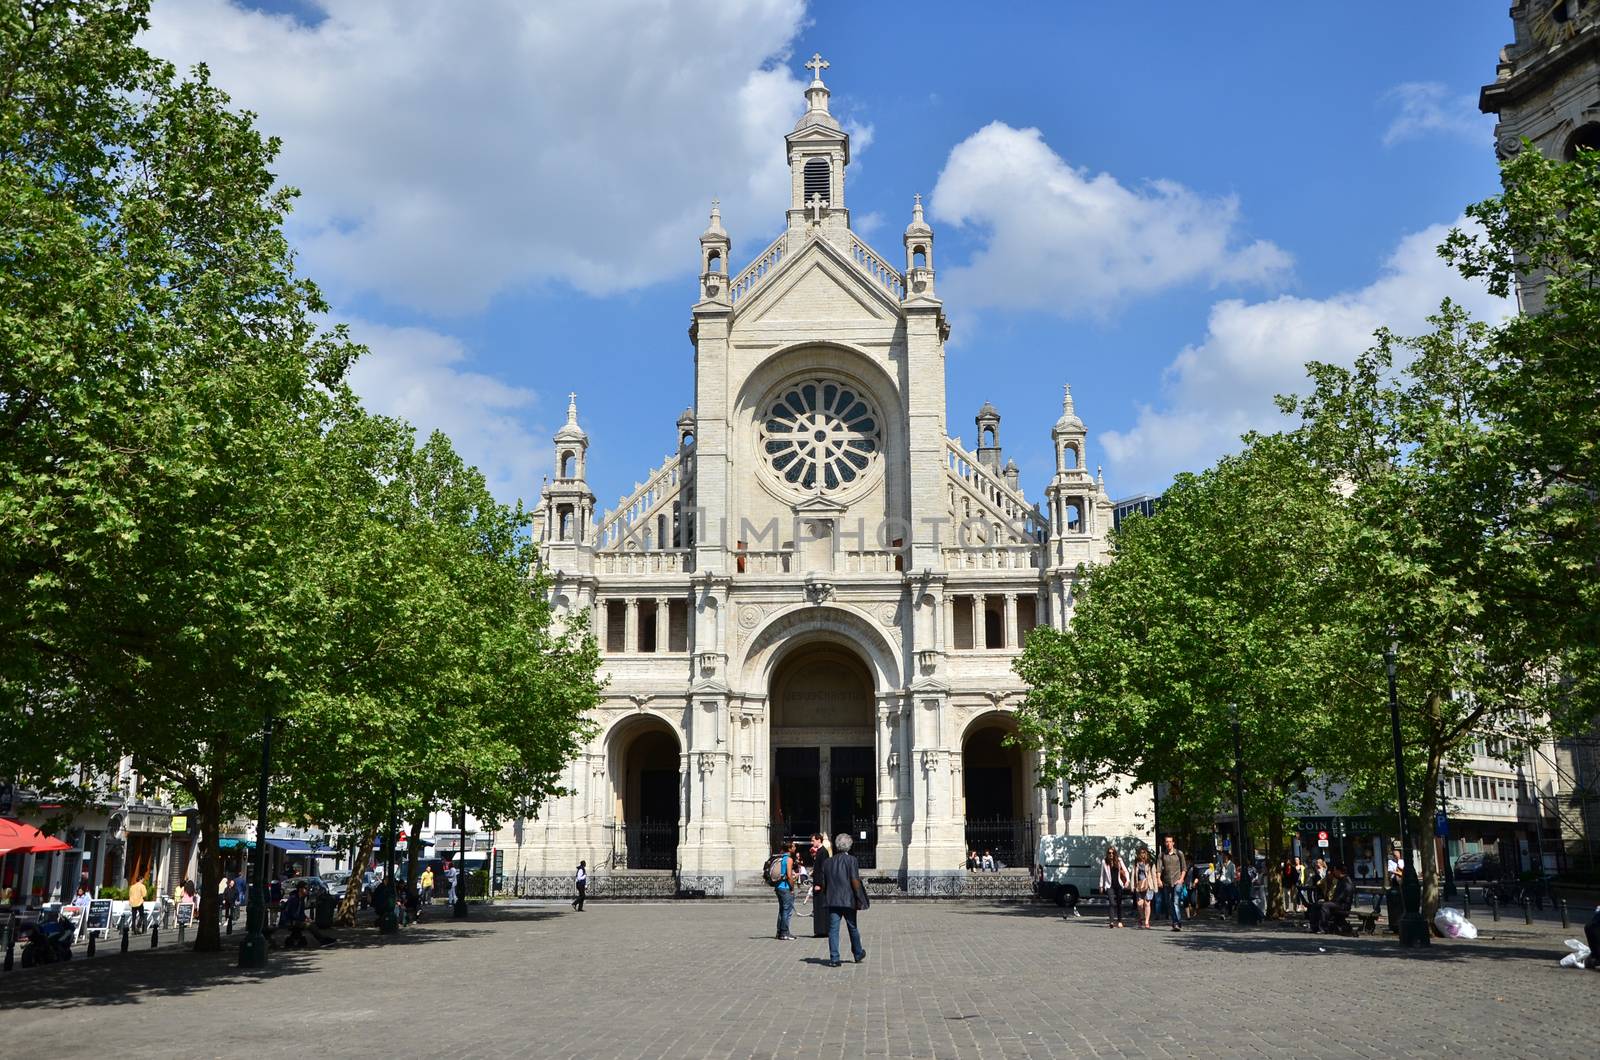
[765,854,787,886]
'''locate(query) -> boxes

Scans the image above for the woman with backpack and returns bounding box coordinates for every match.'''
[767,842,798,940]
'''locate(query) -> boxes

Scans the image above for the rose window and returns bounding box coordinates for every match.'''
[761,379,880,492]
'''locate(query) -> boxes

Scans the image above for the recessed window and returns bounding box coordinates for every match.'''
[1565,121,1600,160]
[803,157,831,203]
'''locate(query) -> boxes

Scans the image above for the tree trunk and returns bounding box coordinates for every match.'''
[404,803,428,894]
[1266,815,1286,919]
[1419,746,1443,932]
[193,782,225,952]
[336,825,377,926]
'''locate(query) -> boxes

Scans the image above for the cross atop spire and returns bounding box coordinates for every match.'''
[805,52,829,82]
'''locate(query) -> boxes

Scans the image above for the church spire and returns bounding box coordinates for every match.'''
[786,52,849,229]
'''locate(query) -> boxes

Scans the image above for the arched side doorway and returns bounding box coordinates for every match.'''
[610,717,681,870]
[769,643,878,867]
[962,713,1034,868]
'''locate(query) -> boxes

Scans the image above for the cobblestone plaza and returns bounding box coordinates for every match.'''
[1,901,1593,1059]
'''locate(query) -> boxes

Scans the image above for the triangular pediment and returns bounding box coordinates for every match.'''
[734,236,901,326]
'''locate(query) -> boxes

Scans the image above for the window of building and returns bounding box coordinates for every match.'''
[1016,596,1037,642]
[983,600,1004,649]
[638,604,658,653]
[667,599,689,652]
[952,596,974,650]
[803,156,830,203]
[761,378,880,493]
[605,601,626,654]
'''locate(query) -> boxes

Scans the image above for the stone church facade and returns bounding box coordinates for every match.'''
[514,57,1150,896]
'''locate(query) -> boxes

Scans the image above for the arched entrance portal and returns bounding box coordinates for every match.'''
[611,717,681,869]
[770,643,877,866]
[963,714,1034,868]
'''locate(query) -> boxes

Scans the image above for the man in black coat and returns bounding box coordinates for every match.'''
[1308,865,1355,935]
[809,833,831,938]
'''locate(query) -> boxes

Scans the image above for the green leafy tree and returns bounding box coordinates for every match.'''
[1441,145,1600,690]
[1016,435,1368,915]
[1284,301,1589,922]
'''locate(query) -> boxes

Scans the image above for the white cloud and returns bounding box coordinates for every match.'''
[143,0,811,313]
[1382,82,1490,147]
[344,321,547,506]
[1098,219,1515,494]
[929,122,1292,317]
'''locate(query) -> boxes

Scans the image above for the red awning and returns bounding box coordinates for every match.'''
[0,818,74,856]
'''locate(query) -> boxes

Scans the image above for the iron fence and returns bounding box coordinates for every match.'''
[965,816,1036,869]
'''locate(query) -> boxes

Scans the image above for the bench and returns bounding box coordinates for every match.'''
[1325,895,1384,936]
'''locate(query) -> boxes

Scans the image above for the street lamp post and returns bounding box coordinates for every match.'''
[453,803,468,918]
[238,708,275,968]
[1384,641,1430,947]
[1439,774,1456,900]
[1230,703,1260,925]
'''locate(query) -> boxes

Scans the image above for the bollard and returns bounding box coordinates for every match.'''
[1522,897,1533,925]
[1463,890,1471,918]
[3,924,12,972]
[1561,899,1570,929]
[1490,894,1500,921]
[150,922,158,948]
[121,925,130,954]
[87,930,96,957]
[178,925,185,946]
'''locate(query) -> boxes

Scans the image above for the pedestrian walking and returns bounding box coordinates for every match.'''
[572,860,587,911]
[419,866,434,906]
[1157,835,1187,932]
[128,875,149,932]
[819,832,868,967]
[809,833,831,938]
[1132,848,1158,928]
[1100,847,1130,928]
[1215,852,1237,915]
[234,871,248,909]
[768,841,798,940]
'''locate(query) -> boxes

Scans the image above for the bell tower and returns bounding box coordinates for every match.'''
[785,53,850,233]
[1481,2,1600,311]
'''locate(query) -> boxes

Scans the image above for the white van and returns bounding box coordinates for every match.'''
[1033,834,1152,908]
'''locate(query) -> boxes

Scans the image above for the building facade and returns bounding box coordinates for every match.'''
[511,57,1149,896]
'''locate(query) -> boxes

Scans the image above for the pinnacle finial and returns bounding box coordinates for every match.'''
[1062,384,1075,414]
[566,392,579,423]
[912,193,924,224]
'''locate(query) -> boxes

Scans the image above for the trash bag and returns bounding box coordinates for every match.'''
[1558,938,1592,969]
[1433,906,1478,939]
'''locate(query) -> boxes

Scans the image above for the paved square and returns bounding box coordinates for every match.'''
[0,900,1593,1058]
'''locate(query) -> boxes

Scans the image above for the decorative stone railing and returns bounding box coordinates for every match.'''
[730,235,786,304]
[941,546,1043,570]
[944,438,1049,541]
[595,550,691,575]
[839,549,902,573]
[596,451,684,551]
[848,236,905,301]
[736,549,792,574]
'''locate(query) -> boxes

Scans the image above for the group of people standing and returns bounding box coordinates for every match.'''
[770,833,869,967]
[1098,835,1194,930]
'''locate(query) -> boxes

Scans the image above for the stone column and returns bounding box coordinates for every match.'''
[974,593,986,649]
[818,745,832,841]
[654,597,668,652]
[624,599,637,654]
[1003,594,1016,650]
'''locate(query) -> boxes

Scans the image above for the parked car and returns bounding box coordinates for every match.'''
[321,870,352,890]
[281,876,331,905]
[1453,852,1504,882]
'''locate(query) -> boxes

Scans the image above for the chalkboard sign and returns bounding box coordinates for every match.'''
[86,899,113,935]
[175,900,194,926]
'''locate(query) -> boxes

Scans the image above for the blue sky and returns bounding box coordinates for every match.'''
[143,1,1512,512]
